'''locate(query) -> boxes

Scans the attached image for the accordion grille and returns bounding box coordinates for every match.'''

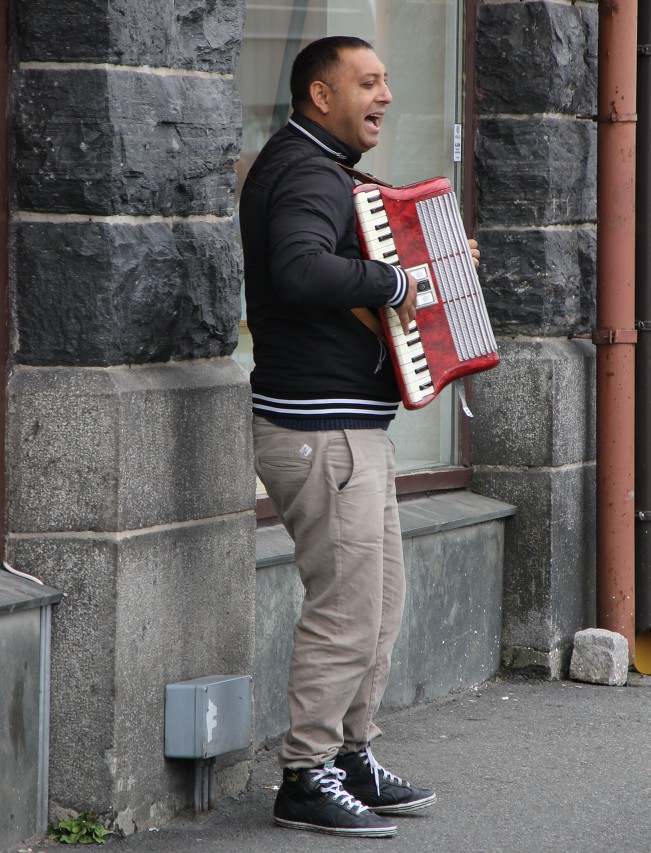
[416,194,497,363]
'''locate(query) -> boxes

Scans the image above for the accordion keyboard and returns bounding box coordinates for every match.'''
[355,189,435,406]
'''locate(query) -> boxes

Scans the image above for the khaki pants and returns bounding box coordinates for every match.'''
[253,415,405,769]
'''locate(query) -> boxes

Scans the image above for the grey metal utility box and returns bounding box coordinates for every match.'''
[0,571,62,851]
[165,675,252,759]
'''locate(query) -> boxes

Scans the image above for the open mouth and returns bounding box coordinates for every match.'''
[366,113,382,129]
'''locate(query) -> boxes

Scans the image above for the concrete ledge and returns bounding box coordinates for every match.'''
[256,490,516,567]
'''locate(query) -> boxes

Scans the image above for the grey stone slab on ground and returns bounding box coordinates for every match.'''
[12,675,651,853]
[570,627,629,686]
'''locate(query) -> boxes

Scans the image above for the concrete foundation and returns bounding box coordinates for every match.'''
[254,492,515,748]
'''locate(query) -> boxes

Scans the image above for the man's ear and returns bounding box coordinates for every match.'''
[309,80,331,115]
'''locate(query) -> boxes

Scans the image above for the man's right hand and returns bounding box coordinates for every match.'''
[394,273,418,336]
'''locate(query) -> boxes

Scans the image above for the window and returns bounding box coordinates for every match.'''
[234,0,470,493]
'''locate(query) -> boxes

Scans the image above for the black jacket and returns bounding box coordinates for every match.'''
[240,112,408,428]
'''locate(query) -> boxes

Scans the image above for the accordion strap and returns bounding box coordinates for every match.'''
[338,163,394,187]
[350,307,386,343]
[339,164,393,342]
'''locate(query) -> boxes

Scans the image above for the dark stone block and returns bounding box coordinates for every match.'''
[15,0,244,73]
[475,227,596,336]
[477,0,598,117]
[14,220,243,366]
[14,69,241,217]
[476,117,597,226]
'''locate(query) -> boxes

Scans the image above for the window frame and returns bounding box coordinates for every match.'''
[0,0,8,547]
[246,0,480,521]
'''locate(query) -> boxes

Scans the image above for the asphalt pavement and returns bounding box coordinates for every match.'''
[13,674,651,853]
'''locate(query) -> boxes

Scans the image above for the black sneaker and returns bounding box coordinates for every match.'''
[273,760,398,837]
[335,746,437,814]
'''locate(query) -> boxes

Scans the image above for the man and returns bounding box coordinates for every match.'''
[240,36,477,838]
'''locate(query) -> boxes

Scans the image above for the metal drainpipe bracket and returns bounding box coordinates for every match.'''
[579,112,639,123]
[591,328,638,345]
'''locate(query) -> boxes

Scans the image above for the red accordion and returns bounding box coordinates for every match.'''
[353,177,499,410]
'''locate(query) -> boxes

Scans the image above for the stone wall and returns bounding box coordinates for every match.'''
[7,0,254,832]
[470,0,598,676]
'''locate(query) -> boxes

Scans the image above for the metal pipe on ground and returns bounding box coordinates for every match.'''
[634,2,651,673]
[595,0,638,662]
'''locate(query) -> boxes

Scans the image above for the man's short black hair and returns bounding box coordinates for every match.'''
[290,36,374,110]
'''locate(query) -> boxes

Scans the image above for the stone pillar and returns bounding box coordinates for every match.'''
[7,0,254,831]
[470,0,598,677]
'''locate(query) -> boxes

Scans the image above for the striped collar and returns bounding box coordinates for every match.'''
[287,112,362,167]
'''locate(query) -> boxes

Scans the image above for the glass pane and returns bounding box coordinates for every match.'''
[235,0,464,474]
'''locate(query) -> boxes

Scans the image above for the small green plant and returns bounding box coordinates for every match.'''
[48,812,112,845]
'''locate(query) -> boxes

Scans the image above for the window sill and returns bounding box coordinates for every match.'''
[255,489,516,568]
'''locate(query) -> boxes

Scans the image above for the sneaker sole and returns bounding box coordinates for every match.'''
[371,792,438,815]
[274,816,398,837]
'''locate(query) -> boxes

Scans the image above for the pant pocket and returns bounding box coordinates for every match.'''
[324,432,354,493]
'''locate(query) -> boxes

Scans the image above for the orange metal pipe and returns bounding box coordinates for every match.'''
[596,0,638,659]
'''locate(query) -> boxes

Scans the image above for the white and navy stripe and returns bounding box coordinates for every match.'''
[386,266,408,307]
[252,393,399,419]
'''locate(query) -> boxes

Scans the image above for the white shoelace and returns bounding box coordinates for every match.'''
[363,746,406,795]
[310,764,369,814]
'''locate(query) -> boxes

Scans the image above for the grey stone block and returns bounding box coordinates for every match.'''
[476,118,597,227]
[6,513,256,820]
[14,219,242,365]
[476,227,596,337]
[14,69,241,217]
[7,360,254,533]
[16,0,245,73]
[471,465,596,656]
[471,339,596,468]
[477,1,597,117]
[570,628,629,686]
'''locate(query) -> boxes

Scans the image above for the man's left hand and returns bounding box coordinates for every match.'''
[468,238,480,270]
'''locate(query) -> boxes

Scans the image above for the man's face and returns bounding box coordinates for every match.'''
[318,48,393,153]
